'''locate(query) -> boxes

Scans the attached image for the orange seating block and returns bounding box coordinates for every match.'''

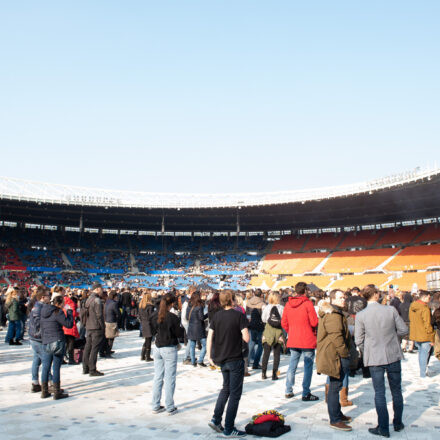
[385,244,440,271]
[338,231,382,249]
[262,253,328,275]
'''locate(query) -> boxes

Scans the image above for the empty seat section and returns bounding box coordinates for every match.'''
[323,248,396,273]
[276,275,332,290]
[303,234,342,251]
[393,272,427,291]
[375,227,421,247]
[249,275,275,289]
[385,244,440,271]
[331,274,390,291]
[271,235,308,252]
[414,225,440,244]
[262,253,328,275]
[338,231,381,249]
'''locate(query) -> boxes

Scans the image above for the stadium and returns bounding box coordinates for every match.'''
[1,167,440,293]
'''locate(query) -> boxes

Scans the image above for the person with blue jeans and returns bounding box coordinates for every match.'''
[409,290,435,378]
[186,292,208,367]
[4,286,22,345]
[246,291,265,369]
[208,290,250,438]
[281,282,319,401]
[355,285,408,437]
[151,293,183,415]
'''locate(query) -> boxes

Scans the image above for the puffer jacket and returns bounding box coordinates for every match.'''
[63,296,79,338]
[40,304,73,345]
[409,300,435,343]
[281,296,318,349]
[6,298,21,321]
[398,292,413,323]
[84,293,105,331]
[29,301,44,342]
[186,305,207,340]
[316,302,350,378]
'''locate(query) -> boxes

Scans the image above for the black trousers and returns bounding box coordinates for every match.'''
[83,330,104,372]
[65,335,75,361]
[262,342,282,374]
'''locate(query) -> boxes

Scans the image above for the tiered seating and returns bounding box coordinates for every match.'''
[330,274,391,291]
[323,248,396,273]
[271,235,308,252]
[303,234,343,251]
[17,248,65,269]
[338,230,382,249]
[375,227,421,247]
[0,247,24,268]
[385,244,440,271]
[249,275,276,289]
[262,253,328,275]
[413,225,440,244]
[276,275,332,290]
[393,272,428,291]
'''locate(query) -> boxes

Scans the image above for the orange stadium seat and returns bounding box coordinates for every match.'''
[393,272,428,291]
[249,274,275,289]
[302,233,343,251]
[275,275,332,290]
[414,225,440,244]
[330,273,391,291]
[262,253,329,275]
[375,226,422,247]
[338,230,382,249]
[385,244,440,271]
[271,235,308,251]
[323,248,396,273]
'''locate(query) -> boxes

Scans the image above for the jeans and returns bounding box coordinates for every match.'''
[415,341,431,378]
[327,358,350,423]
[285,348,315,397]
[190,338,206,364]
[42,342,65,383]
[326,368,349,388]
[19,317,26,340]
[248,330,263,367]
[31,340,53,382]
[369,361,404,433]
[5,320,21,342]
[83,329,104,372]
[212,359,245,433]
[152,345,178,412]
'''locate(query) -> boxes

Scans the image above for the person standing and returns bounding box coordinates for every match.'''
[282,282,319,401]
[409,290,435,377]
[207,290,250,438]
[63,288,79,364]
[316,290,353,432]
[138,291,154,362]
[4,286,22,345]
[82,282,105,376]
[151,293,183,415]
[246,290,265,370]
[187,291,208,367]
[355,285,408,438]
[104,290,120,358]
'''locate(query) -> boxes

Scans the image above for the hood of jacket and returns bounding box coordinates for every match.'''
[248,296,264,309]
[318,301,333,318]
[287,296,309,308]
[411,300,428,312]
[402,293,413,304]
[41,304,58,319]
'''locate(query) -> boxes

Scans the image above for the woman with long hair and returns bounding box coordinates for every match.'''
[4,286,22,345]
[186,292,208,367]
[104,290,120,358]
[151,293,183,415]
[139,290,155,361]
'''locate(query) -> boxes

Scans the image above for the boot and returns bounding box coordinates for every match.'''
[53,382,69,400]
[41,382,51,399]
[49,381,64,394]
[272,372,278,381]
[31,383,42,393]
[262,370,267,380]
[141,345,147,361]
[340,387,353,407]
[145,349,153,362]
[325,384,329,403]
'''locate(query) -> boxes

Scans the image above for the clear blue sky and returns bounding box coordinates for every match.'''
[1,1,439,193]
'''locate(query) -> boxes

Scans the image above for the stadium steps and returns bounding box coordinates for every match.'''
[410,226,428,245]
[334,234,347,250]
[300,235,311,251]
[312,252,333,273]
[370,230,387,249]
[376,248,403,271]
[61,252,73,268]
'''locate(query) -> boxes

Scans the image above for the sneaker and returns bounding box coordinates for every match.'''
[285,393,294,399]
[394,423,404,432]
[183,359,192,365]
[168,407,178,416]
[198,362,208,367]
[208,420,224,433]
[221,427,246,438]
[340,414,352,423]
[89,370,104,376]
[252,365,262,370]
[302,393,319,401]
[368,426,390,437]
[330,422,352,431]
[192,363,197,367]
[152,406,166,414]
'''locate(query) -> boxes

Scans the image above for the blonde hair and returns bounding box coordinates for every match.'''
[139,291,153,309]
[268,292,281,305]
[5,286,18,306]
[235,295,244,307]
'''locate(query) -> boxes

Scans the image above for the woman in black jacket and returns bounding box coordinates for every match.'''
[40,294,73,400]
[104,290,120,357]
[398,292,414,353]
[186,292,208,367]
[139,291,155,361]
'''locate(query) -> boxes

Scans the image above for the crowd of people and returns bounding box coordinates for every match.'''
[1,281,440,438]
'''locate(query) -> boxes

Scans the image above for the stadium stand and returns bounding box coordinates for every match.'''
[330,273,391,291]
[392,271,428,291]
[262,252,329,274]
[271,235,309,252]
[385,244,440,271]
[374,226,422,247]
[413,224,440,244]
[302,233,344,251]
[337,230,382,249]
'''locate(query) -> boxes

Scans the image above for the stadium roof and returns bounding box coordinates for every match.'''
[0,167,439,209]
[1,167,440,232]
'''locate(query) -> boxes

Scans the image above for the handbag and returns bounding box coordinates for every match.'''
[44,340,65,356]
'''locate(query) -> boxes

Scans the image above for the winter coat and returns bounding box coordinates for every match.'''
[409,300,435,343]
[247,297,265,332]
[105,299,120,324]
[316,302,350,379]
[29,301,44,342]
[398,293,413,323]
[6,298,21,321]
[186,305,207,340]
[262,304,284,346]
[63,296,79,338]
[84,293,105,331]
[40,304,73,345]
[281,296,318,349]
[139,304,155,338]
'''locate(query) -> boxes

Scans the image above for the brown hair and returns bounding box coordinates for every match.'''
[190,292,203,307]
[219,290,233,308]
[158,293,176,324]
[295,282,307,296]
[361,285,378,301]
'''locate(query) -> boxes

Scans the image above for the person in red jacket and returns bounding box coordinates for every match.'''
[281,282,319,401]
[62,289,80,364]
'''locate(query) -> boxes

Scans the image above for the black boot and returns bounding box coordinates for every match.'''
[141,345,147,361]
[262,371,267,379]
[41,382,51,399]
[272,372,279,381]
[145,349,153,362]
[53,382,69,400]
[49,382,64,394]
[31,383,42,393]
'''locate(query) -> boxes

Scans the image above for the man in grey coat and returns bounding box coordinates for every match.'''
[82,282,105,376]
[355,285,408,438]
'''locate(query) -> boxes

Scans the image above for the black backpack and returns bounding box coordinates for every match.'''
[267,306,282,329]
